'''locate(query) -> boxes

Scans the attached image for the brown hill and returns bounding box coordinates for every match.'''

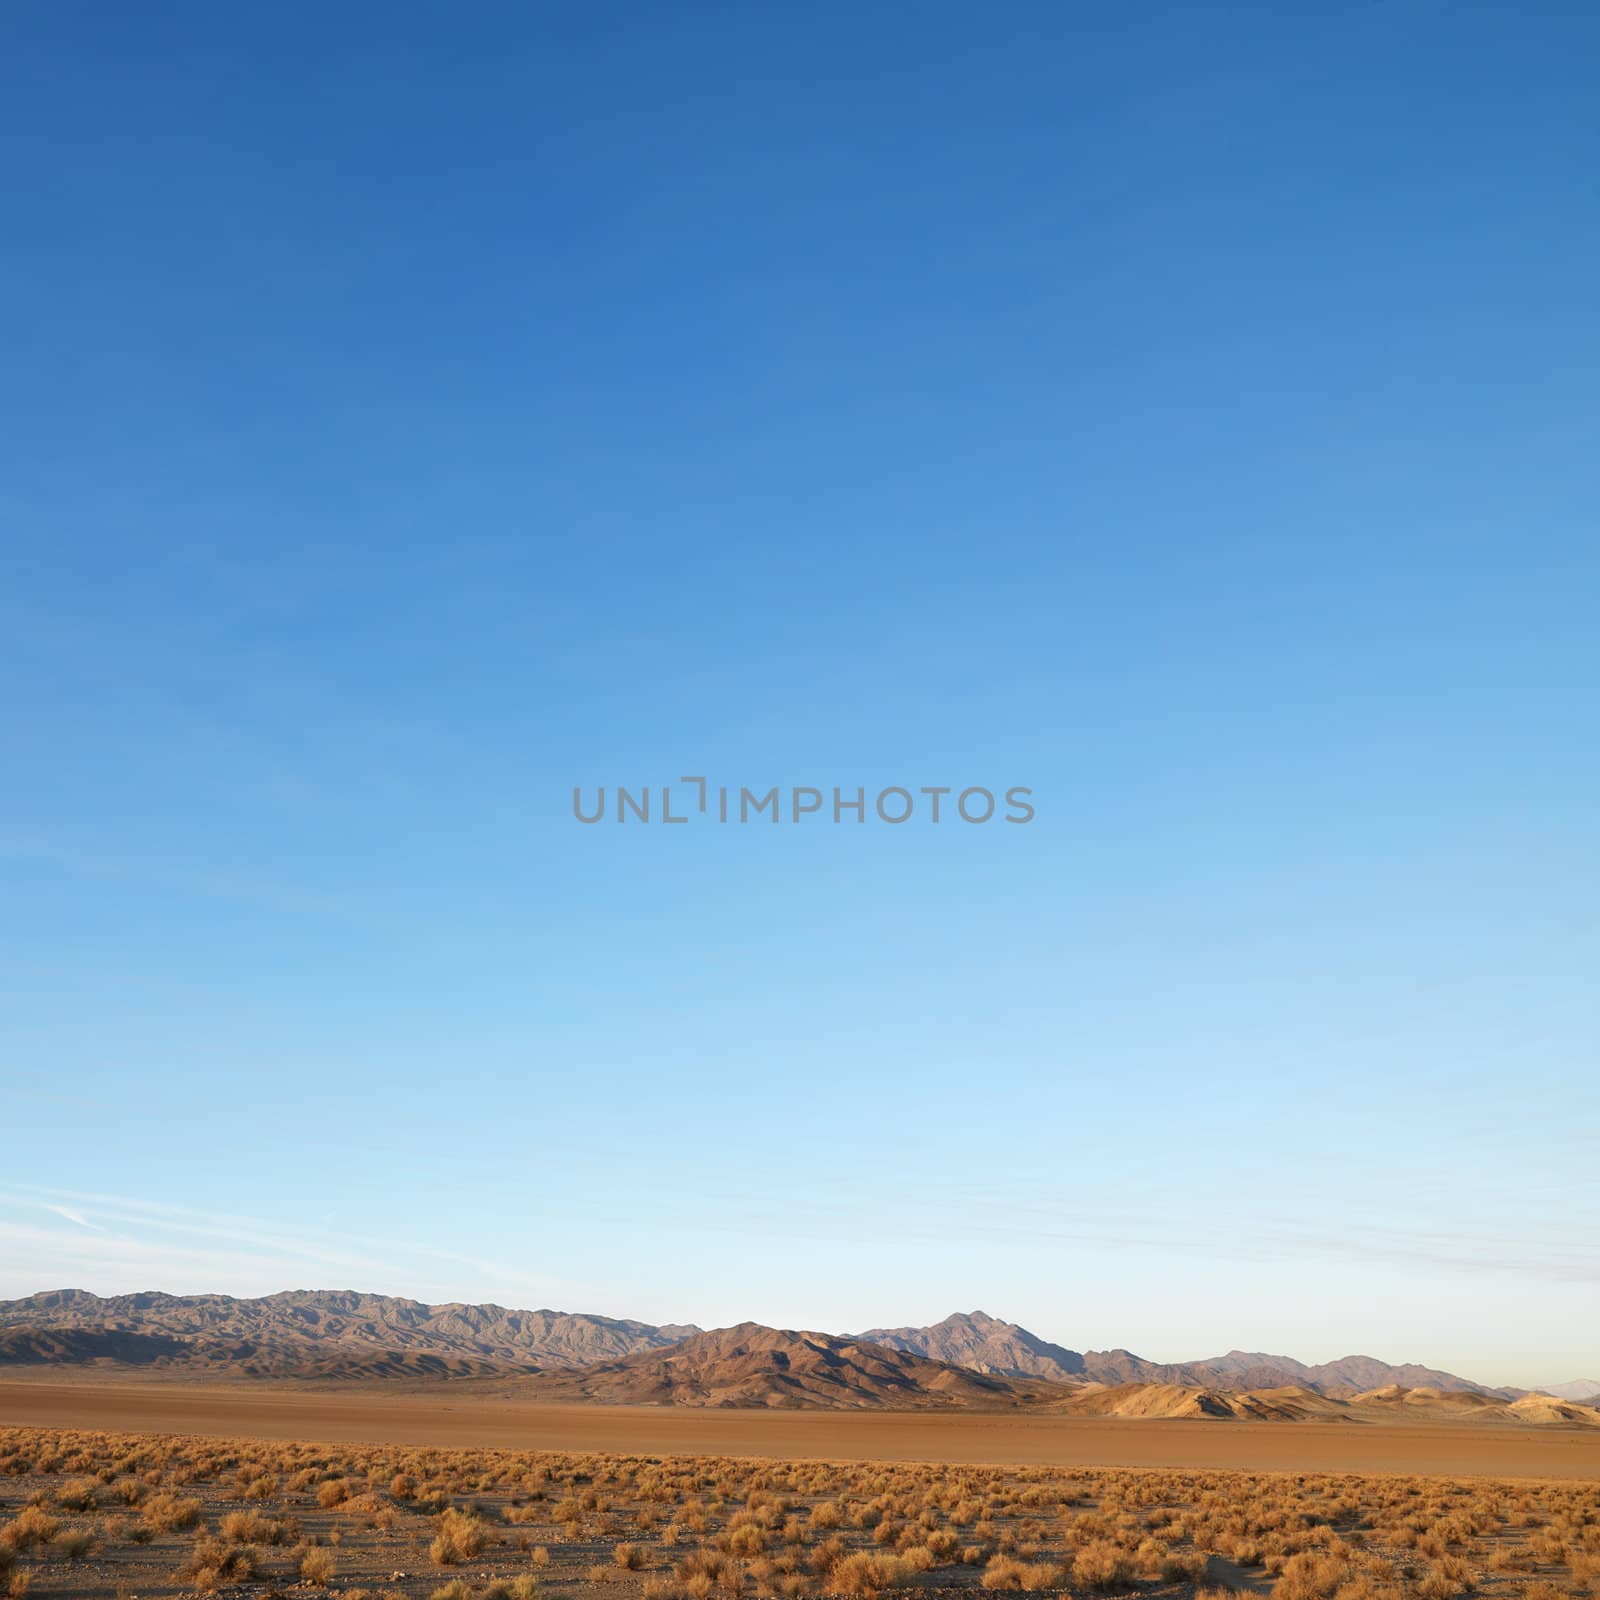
[512,1323,1059,1410]
[1057,1382,1353,1423]
[1507,1394,1600,1427]
[0,1290,697,1372]
[1342,1386,1600,1428]
[1060,1382,1245,1420]
[1041,1379,1600,1429]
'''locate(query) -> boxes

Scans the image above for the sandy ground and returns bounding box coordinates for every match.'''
[6,1380,1600,1480]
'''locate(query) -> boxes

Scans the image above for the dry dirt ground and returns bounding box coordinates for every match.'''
[5,1385,1600,1482]
[3,1417,1600,1600]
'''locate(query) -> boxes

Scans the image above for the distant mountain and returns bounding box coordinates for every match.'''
[0,1289,698,1376]
[856,1312,1516,1398]
[858,1310,1088,1382]
[1537,1378,1600,1402]
[511,1322,1057,1410]
[1186,1348,1515,1397]
[860,1313,1211,1388]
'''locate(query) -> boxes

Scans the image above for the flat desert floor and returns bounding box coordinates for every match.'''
[6,1380,1600,1480]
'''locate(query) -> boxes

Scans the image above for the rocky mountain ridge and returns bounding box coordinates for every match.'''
[0,1292,1548,1407]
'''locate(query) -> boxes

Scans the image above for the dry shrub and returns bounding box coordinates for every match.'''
[982,1554,1065,1590]
[808,1535,847,1575]
[1274,1550,1368,1600]
[432,1507,488,1566]
[828,1551,910,1596]
[300,1543,336,1586]
[51,1528,96,1561]
[1073,1538,1134,1591]
[0,1508,60,1554]
[0,1510,48,1561]
[218,1508,281,1543]
[1160,1548,1209,1582]
[984,1555,1028,1589]
[616,1542,646,1569]
[1489,1548,1539,1574]
[177,1535,257,1593]
[1416,1557,1476,1600]
[144,1492,204,1533]
[55,1477,99,1512]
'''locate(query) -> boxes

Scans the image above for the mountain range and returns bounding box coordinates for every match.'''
[0,1288,699,1375]
[857,1310,1524,1397]
[4,1291,1593,1420]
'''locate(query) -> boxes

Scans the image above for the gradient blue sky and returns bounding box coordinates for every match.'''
[2,2,1597,1389]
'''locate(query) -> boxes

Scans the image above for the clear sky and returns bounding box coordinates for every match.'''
[2,3,1597,1390]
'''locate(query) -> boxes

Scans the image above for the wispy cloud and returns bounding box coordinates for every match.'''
[0,1184,598,1311]
[43,1204,100,1232]
[0,828,351,920]
[569,1170,1600,1291]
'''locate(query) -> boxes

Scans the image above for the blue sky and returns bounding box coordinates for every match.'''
[2,2,1597,1388]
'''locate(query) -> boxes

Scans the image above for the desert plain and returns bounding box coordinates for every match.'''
[4,1388,1600,1600]
[4,1297,1598,1600]
[7,1382,1600,1480]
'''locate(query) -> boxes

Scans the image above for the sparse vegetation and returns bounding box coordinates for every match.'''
[0,1422,1593,1600]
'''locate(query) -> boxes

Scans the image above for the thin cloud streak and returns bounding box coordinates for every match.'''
[0,1185,597,1310]
[0,828,352,920]
[54,1206,99,1232]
